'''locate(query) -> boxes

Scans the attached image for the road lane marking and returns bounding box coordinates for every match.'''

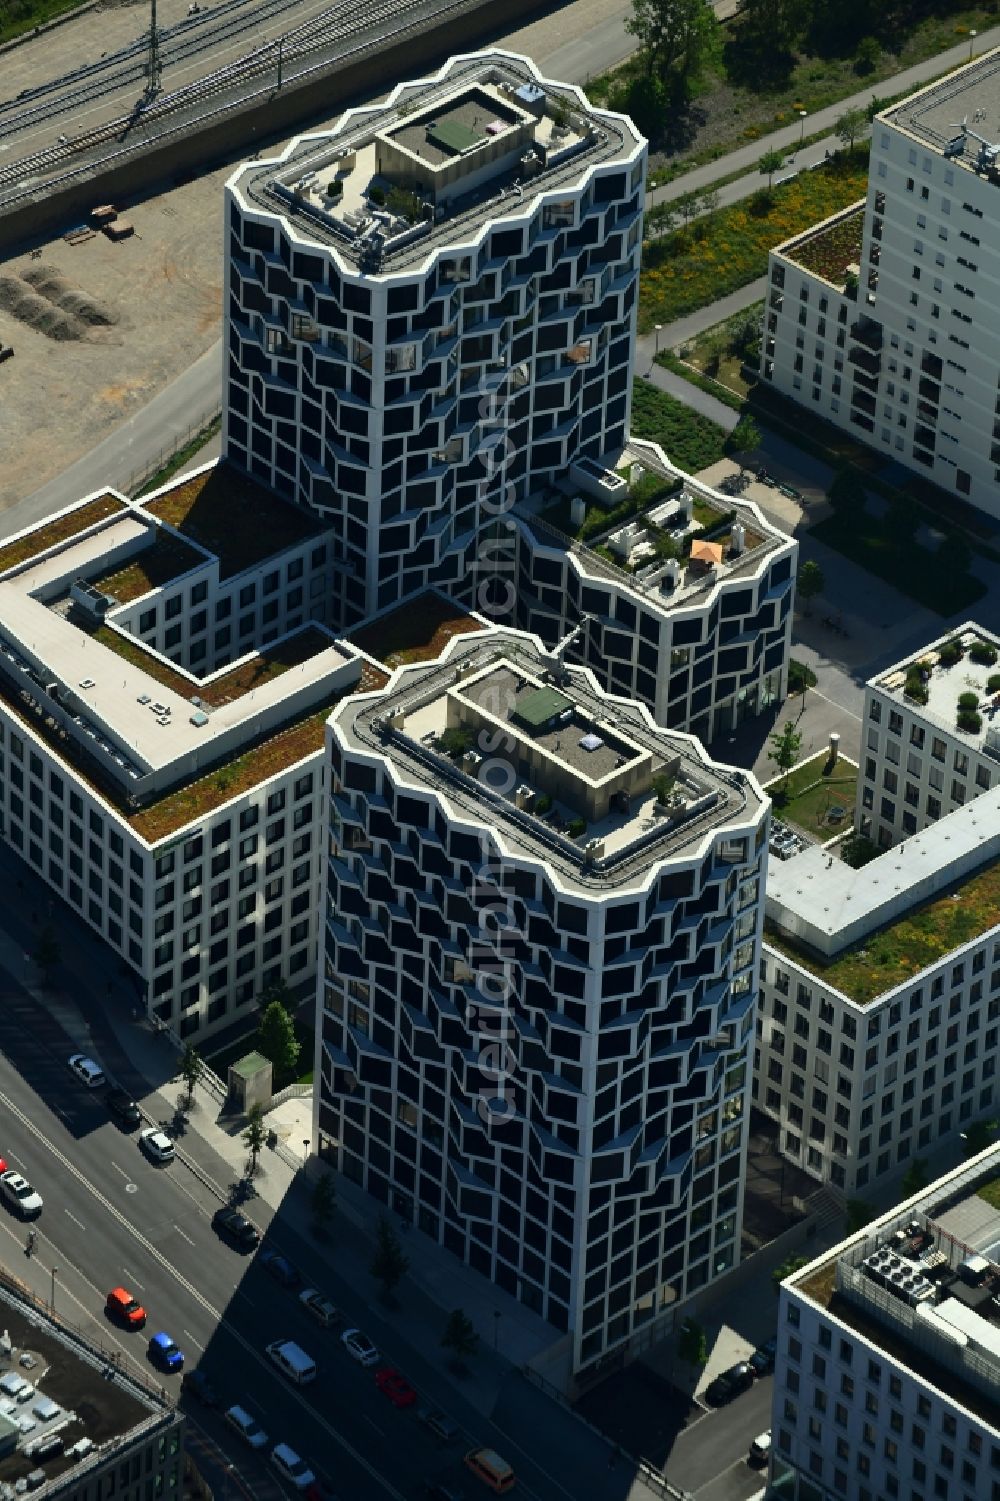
[181,1327,204,1350]
[121,1268,144,1289]
[362,1415,385,1434]
[110,1161,130,1178]
[173,1224,195,1246]
[64,1209,85,1230]
[0,1084,404,1500]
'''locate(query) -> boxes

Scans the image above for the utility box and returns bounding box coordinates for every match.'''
[228,1051,272,1114]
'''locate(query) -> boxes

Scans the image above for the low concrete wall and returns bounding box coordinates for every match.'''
[0,0,552,253]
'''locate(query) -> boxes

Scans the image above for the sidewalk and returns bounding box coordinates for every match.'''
[647,26,1000,209]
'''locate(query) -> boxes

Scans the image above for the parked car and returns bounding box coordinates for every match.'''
[749,1430,772,1465]
[180,1369,218,1406]
[138,1128,175,1164]
[106,1090,142,1129]
[271,1443,316,1491]
[375,1367,416,1408]
[748,1337,777,1377]
[419,1407,459,1443]
[211,1206,259,1251]
[706,1362,755,1405]
[259,1247,299,1287]
[0,1170,42,1219]
[148,1333,184,1373]
[68,1054,105,1088]
[105,1287,146,1329]
[225,1404,267,1449]
[341,1328,379,1367]
[299,1288,340,1328]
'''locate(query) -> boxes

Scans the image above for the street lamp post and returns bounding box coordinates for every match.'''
[969,29,977,61]
[654,323,662,356]
[50,1266,57,1313]
[799,110,807,146]
[302,1137,310,1169]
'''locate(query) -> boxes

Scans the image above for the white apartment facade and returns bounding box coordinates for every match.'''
[0,468,367,1040]
[857,622,1000,848]
[755,792,1000,1196]
[224,49,646,630]
[319,627,768,1374]
[763,49,1000,518]
[771,1149,1000,1501]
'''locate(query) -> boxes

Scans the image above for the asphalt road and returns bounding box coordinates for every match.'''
[671,1381,772,1500]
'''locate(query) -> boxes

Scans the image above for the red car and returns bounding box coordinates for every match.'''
[374,1367,416,1408]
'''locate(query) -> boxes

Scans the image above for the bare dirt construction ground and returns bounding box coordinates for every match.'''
[0,165,227,510]
[0,0,623,514]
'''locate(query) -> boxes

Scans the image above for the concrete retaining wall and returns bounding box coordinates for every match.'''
[1,0,552,253]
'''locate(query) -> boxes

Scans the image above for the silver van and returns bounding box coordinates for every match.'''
[265,1339,317,1385]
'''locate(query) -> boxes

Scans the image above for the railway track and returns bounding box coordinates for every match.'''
[0,0,477,208]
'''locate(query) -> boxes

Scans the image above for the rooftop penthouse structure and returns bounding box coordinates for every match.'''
[224,49,646,628]
[858,622,1000,848]
[755,790,1000,1195]
[762,47,1000,520]
[771,1147,1000,1501]
[321,627,768,1375]
[0,460,377,1039]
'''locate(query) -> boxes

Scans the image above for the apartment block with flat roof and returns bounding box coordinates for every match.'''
[0,463,378,1040]
[857,622,1000,848]
[762,48,1000,519]
[755,790,1000,1196]
[770,1147,1000,1501]
[319,626,768,1375]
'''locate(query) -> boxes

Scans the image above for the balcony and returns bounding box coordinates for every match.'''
[850,388,876,417]
[849,345,881,376]
[850,318,883,351]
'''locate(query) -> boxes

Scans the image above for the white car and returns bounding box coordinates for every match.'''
[138,1128,175,1164]
[750,1430,772,1464]
[68,1055,105,1089]
[270,1443,316,1490]
[340,1327,379,1366]
[225,1404,268,1450]
[0,1170,42,1219]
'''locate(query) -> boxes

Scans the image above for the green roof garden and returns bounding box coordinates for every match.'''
[144,463,322,579]
[0,493,125,577]
[766,853,1000,1006]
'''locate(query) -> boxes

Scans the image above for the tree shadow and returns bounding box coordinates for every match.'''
[722,33,796,93]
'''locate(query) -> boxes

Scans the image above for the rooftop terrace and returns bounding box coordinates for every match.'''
[348,590,488,669]
[883,47,1000,170]
[779,201,865,291]
[233,52,642,273]
[93,529,205,604]
[0,493,125,578]
[790,1149,1000,1429]
[872,623,1000,752]
[143,462,323,579]
[333,630,764,894]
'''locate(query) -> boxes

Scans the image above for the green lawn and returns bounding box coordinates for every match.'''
[0,0,87,45]
[812,512,986,617]
[630,380,730,473]
[977,1178,1000,1211]
[765,751,857,840]
[640,152,869,330]
[768,853,1000,1006]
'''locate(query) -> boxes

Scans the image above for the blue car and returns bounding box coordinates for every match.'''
[148,1332,184,1372]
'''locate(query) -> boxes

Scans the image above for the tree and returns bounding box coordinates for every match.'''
[854,36,881,75]
[310,1172,336,1237]
[371,1214,409,1302]
[625,0,720,99]
[797,560,825,615]
[771,1254,809,1295]
[886,491,918,542]
[34,925,60,984]
[242,1104,267,1177]
[256,1000,301,1082]
[179,1043,202,1105]
[647,200,677,237]
[841,833,878,868]
[677,1317,707,1373]
[901,1158,929,1198]
[758,148,785,193]
[827,466,867,518]
[258,976,296,1015]
[740,0,808,56]
[769,720,802,792]
[727,414,761,457]
[698,187,720,217]
[834,106,869,154]
[788,658,817,702]
[961,1118,999,1156]
[846,1200,874,1234]
[441,1308,480,1368]
[674,189,700,225]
